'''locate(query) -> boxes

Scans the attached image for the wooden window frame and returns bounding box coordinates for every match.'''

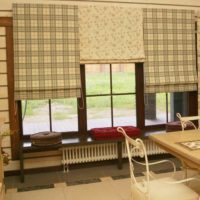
[1,17,198,160]
[85,64,137,129]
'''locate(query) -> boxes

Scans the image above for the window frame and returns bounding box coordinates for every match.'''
[85,64,136,129]
[3,17,198,160]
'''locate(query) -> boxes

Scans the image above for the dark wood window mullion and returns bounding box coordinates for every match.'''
[135,62,145,130]
[49,99,52,132]
[87,92,135,98]
[110,64,114,127]
[78,64,87,132]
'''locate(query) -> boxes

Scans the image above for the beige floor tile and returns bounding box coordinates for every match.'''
[106,178,131,200]
[5,171,199,200]
[64,181,122,200]
[54,182,66,188]
[6,188,17,193]
[100,177,112,182]
[5,188,66,200]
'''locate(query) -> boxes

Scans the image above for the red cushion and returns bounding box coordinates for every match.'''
[90,126,141,140]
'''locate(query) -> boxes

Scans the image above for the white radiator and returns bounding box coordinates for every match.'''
[61,139,166,171]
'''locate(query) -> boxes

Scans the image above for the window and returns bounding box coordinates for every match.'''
[145,92,189,126]
[21,64,192,135]
[22,99,78,135]
[4,17,197,159]
[86,64,136,129]
[145,93,169,126]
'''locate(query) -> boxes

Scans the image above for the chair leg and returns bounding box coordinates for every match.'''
[181,160,188,179]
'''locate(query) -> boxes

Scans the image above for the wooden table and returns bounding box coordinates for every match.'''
[149,130,200,171]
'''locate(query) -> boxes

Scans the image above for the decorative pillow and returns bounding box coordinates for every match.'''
[90,126,141,140]
[30,132,62,146]
[166,121,194,132]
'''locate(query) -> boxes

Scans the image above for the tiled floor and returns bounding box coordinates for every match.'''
[4,159,200,200]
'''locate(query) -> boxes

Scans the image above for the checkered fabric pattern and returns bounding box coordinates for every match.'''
[13,3,81,100]
[143,9,197,93]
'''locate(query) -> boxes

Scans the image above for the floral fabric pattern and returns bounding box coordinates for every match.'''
[78,5,145,64]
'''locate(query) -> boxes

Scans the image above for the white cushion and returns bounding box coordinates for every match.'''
[132,177,199,200]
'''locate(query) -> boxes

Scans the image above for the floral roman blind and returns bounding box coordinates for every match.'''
[78,5,145,64]
[13,3,81,100]
[143,8,197,93]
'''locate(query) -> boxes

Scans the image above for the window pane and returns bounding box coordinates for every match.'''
[87,96,111,129]
[86,64,110,95]
[112,64,135,93]
[168,92,188,122]
[113,95,136,126]
[51,99,78,132]
[145,93,167,125]
[22,100,50,135]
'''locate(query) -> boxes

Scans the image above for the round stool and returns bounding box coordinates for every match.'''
[30,131,62,146]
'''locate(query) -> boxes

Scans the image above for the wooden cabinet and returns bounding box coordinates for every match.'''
[0,118,5,200]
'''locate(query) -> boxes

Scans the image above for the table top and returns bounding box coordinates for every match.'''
[149,130,200,168]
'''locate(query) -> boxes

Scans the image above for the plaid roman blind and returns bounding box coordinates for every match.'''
[78,6,145,64]
[143,9,197,93]
[13,3,81,100]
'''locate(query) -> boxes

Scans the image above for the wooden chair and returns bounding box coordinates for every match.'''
[176,113,200,131]
[117,127,200,200]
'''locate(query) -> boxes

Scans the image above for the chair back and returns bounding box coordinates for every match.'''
[117,127,150,195]
[176,113,200,131]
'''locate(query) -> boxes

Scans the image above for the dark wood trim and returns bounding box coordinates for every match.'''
[135,63,145,130]
[87,92,135,97]
[144,124,165,132]
[78,64,87,132]
[0,17,13,27]
[188,91,198,116]
[49,99,52,132]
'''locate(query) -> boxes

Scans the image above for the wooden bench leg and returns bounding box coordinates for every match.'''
[117,141,123,169]
[20,143,24,183]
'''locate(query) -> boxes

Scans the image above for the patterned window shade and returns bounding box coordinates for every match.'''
[13,3,81,100]
[143,9,197,93]
[78,6,145,64]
